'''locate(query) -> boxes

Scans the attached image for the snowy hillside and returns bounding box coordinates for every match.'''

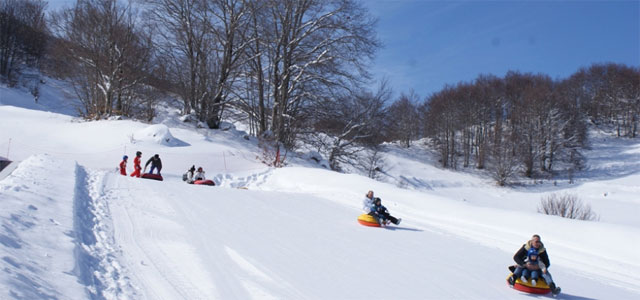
[2,81,640,299]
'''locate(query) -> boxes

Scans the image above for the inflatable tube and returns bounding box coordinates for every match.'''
[193,179,215,186]
[506,274,550,295]
[141,173,164,181]
[357,214,381,227]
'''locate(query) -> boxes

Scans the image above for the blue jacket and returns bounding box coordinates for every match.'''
[372,203,387,216]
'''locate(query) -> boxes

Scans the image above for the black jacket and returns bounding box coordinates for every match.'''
[513,241,550,268]
[145,156,162,169]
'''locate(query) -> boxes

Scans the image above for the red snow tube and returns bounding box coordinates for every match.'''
[141,173,164,181]
[193,179,215,186]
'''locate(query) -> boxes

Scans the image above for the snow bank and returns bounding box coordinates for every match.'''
[0,155,86,299]
[133,124,188,147]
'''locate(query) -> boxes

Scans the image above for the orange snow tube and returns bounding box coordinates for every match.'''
[506,274,551,295]
[357,214,380,227]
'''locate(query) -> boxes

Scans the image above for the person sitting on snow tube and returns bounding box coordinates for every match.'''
[514,248,546,286]
[508,234,560,295]
[371,197,401,226]
[194,167,205,181]
[184,165,196,183]
[363,190,375,214]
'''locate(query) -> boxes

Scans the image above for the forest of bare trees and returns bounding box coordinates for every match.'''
[415,66,638,185]
[0,0,47,84]
[1,0,638,182]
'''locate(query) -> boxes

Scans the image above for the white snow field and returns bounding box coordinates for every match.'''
[2,81,640,299]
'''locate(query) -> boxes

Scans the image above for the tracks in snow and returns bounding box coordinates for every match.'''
[73,166,136,299]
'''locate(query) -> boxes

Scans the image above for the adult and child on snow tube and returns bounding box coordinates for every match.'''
[508,234,561,295]
[119,152,162,178]
[182,165,214,185]
[362,190,401,226]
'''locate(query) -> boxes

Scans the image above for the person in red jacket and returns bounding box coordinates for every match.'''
[130,151,142,177]
[119,155,128,175]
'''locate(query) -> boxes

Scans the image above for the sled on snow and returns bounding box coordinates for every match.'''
[506,265,551,295]
[357,214,381,227]
[193,179,215,186]
[141,173,164,181]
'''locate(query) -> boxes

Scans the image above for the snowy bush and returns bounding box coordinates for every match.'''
[538,193,599,221]
[134,124,187,147]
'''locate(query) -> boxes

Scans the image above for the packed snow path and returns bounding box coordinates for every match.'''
[96,169,639,299]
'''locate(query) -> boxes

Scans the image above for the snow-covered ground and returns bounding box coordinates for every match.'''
[1,80,640,299]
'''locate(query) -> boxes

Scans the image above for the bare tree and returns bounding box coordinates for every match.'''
[386,91,420,147]
[0,0,47,83]
[262,0,379,147]
[50,0,153,118]
[144,0,210,117]
[201,0,252,128]
[423,85,461,168]
[308,82,389,171]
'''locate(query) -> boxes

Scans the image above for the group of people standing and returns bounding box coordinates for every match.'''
[119,151,163,176]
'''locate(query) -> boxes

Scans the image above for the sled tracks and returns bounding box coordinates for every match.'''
[73,165,136,299]
[213,168,273,189]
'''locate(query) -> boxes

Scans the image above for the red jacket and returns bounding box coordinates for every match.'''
[119,160,127,175]
[133,156,141,170]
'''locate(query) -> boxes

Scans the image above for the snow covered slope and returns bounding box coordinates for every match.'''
[1,81,640,299]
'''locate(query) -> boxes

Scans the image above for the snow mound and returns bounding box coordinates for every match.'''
[134,124,189,147]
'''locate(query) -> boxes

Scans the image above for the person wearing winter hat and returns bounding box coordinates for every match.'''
[508,234,561,295]
[184,165,196,183]
[130,151,142,178]
[194,167,206,181]
[119,155,128,176]
[370,197,402,226]
[363,190,375,213]
[144,154,162,175]
[518,248,546,286]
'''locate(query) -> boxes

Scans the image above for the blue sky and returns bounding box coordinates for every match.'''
[364,0,640,98]
[47,0,639,99]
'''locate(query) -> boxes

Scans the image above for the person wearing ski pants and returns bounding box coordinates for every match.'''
[514,248,546,285]
[509,234,560,294]
[145,154,162,175]
[119,155,128,175]
[363,190,375,213]
[371,197,401,226]
[131,151,142,177]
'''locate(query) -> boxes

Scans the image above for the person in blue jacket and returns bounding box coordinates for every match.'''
[371,197,401,226]
[508,234,561,295]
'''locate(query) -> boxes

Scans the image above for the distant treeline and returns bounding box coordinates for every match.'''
[2,0,638,184]
[391,66,639,185]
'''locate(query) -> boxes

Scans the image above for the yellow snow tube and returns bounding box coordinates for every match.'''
[357,214,380,227]
[506,273,551,294]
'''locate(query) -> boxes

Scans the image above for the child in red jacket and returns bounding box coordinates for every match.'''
[130,151,142,177]
[119,155,128,175]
